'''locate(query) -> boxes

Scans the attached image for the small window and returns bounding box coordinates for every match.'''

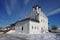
[35,26,36,29]
[41,19,45,23]
[32,26,33,29]
[22,26,23,31]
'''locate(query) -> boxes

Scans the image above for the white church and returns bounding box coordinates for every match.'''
[15,5,48,34]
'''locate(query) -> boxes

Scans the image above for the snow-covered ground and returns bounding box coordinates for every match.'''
[0,32,60,40]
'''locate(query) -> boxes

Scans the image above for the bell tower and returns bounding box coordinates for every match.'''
[32,5,41,21]
[27,4,42,21]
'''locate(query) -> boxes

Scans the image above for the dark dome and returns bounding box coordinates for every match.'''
[33,4,40,8]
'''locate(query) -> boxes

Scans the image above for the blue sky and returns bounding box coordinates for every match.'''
[0,0,60,27]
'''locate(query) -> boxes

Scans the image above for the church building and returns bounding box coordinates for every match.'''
[15,5,48,34]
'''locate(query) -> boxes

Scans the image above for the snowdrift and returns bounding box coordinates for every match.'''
[0,32,60,40]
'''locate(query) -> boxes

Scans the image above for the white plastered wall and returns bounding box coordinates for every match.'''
[15,20,29,34]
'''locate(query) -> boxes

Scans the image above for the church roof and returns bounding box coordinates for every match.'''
[16,18,39,23]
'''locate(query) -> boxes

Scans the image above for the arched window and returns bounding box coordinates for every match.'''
[22,26,23,31]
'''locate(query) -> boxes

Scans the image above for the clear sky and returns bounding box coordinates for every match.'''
[0,0,60,28]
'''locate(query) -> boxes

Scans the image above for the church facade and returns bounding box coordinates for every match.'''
[15,5,48,34]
